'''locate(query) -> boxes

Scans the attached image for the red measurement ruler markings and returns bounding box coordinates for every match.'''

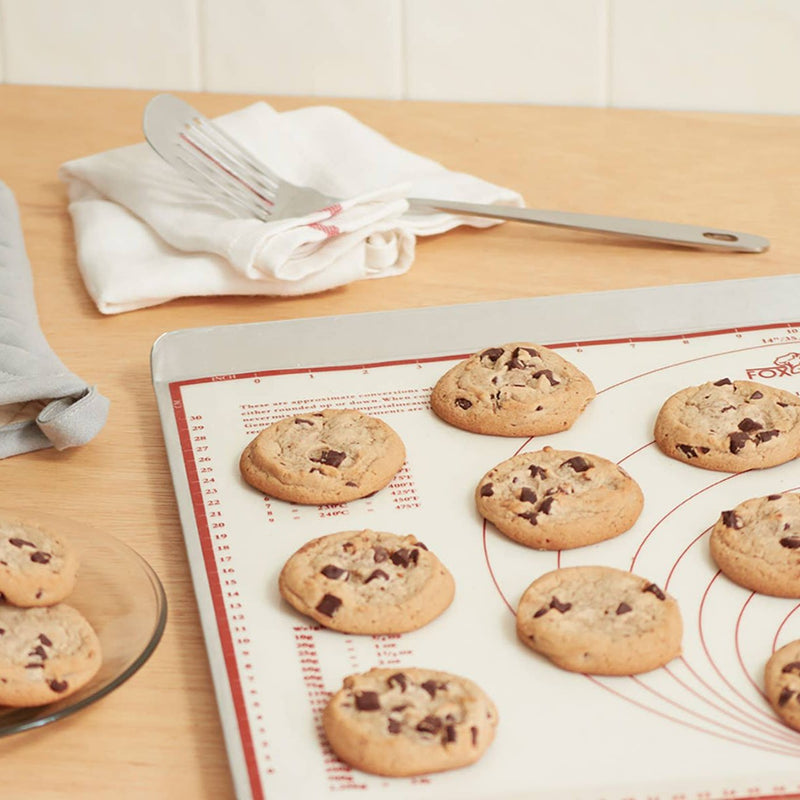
[170,387,266,799]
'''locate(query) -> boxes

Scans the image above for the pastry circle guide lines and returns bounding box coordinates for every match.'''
[480,336,800,756]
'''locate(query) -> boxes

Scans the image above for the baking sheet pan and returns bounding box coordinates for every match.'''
[152,275,800,800]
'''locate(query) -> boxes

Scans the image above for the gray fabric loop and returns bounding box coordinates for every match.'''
[37,386,110,450]
[0,180,110,458]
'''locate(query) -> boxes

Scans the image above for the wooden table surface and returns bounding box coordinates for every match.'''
[1,84,799,798]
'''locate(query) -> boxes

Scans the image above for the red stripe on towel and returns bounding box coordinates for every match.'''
[308,221,340,237]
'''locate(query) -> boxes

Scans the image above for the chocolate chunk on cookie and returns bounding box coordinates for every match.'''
[0,515,79,607]
[323,667,498,776]
[279,530,454,634]
[516,566,682,675]
[765,639,800,732]
[654,379,800,472]
[475,447,644,550]
[0,603,102,706]
[240,408,406,504]
[710,492,800,597]
[430,342,595,437]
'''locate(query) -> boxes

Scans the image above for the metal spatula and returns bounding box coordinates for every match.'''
[143,93,769,253]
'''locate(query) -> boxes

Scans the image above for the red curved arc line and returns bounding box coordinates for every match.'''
[773,604,800,653]
[512,437,533,457]
[483,520,563,611]
[630,473,741,572]
[675,655,800,745]
[586,674,800,757]
[631,674,800,751]
[664,525,712,590]
[735,592,770,701]
[595,340,793,396]
[617,440,654,466]
[698,571,783,723]
[662,527,800,739]
[662,660,799,744]
[482,521,516,615]
[631,673,800,751]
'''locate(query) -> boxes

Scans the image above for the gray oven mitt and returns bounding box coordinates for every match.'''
[0,180,109,457]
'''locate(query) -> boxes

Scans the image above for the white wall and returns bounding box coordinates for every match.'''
[0,0,799,114]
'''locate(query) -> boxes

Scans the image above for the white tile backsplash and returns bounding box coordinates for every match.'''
[611,0,800,114]
[0,0,201,90]
[404,0,608,105]
[0,0,799,113]
[201,0,403,98]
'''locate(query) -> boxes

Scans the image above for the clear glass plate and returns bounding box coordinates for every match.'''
[0,508,167,737]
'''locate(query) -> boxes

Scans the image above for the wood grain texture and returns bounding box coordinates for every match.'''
[0,84,798,798]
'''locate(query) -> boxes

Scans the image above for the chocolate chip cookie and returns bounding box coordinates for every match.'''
[516,566,682,675]
[240,408,406,504]
[764,639,800,732]
[430,342,595,437]
[279,530,454,634]
[0,514,79,607]
[323,667,498,776]
[709,492,800,597]
[475,447,644,550]
[0,603,102,706]
[654,378,800,472]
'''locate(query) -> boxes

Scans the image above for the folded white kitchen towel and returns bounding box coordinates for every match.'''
[58,100,523,314]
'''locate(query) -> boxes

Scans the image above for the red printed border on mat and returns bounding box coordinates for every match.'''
[168,319,800,800]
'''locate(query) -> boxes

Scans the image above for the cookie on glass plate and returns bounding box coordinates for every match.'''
[516,565,682,675]
[709,492,800,597]
[279,529,454,634]
[240,408,406,504]
[764,639,800,732]
[0,603,102,706]
[430,342,595,437]
[475,447,644,550]
[323,667,498,777]
[0,514,79,607]
[654,378,800,472]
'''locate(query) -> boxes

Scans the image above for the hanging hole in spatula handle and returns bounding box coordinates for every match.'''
[702,232,739,243]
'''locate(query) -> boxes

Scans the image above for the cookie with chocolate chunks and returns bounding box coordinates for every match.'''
[0,603,102,706]
[323,667,498,776]
[710,492,800,597]
[240,408,406,504]
[516,566,682,675]
[654,379,800,472]
[430,342,595,437]
[0,515,79,607]
[765,639,800,732]
[279,530,454,634]
[475,447,644,550]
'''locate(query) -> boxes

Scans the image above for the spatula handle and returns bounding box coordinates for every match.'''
[408,198,769,253]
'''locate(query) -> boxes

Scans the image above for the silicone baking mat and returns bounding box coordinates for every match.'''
[152,276,800,800]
